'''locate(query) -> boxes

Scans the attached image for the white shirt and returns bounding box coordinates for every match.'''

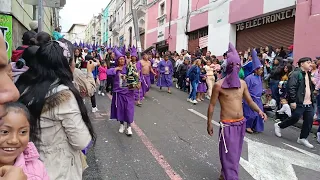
[175,59,183,67]
[277,104,291,117]
[266,99,277,109]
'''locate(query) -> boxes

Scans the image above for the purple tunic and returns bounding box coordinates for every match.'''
[243,74,264,132]
[157,60,173,87]
[197,74,207,93]
[219,118,246,180]
[150,59,155,84]
[107,67,135,124]
[134,61,143,101]
[141,74,151,97]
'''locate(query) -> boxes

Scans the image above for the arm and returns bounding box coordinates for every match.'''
[287,72,298,104]
[106,68,117,76]
[277,106,285,113]
[57,91,92,150]
[207,83,220,136]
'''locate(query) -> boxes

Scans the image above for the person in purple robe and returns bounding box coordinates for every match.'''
[243,49,265,134]
[206,43,267,180]
[157,54,173,93]
[130,48,143,106]
[107,48,135,136]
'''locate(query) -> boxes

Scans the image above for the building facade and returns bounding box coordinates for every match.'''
[145,0,319,60]
[65,24,86,43]
[85,14,102,45]
[107,0,147,49]
[101,7,109,45]
[0,0,59,58]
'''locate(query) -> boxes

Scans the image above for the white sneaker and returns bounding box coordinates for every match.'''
[206,95,210,100]
[317,132,320,144]
[274,123,282,137]
[187,98,191,102]
[176,84,179,88]
[126,127,133,136]
[102,93,105,96]
[119,124,125,133]
[191,100,198,104]
[98,91,101,95]
[297,138,314,148]
[92,107,97,113]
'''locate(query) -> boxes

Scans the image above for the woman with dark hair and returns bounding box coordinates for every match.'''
[16,41,96,180]
[35,32,51,46]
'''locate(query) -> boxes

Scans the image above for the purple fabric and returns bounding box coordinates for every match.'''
[141,74,151,96]
[222,43,241,89]
[157,60,173,87]
[251,48,262,71]
[243,74,264,132]
[131,46,138,57]
[134,61,143,101]
[219,118,246,180]
[11,62,29,83]
[197,82,207,93]
[107,67,135,124]
[150,59,155,84]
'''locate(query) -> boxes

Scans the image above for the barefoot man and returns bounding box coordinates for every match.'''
[140,53,156,97]
[207,43,267,180]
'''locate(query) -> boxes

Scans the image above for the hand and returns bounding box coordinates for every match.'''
[186,78,189,82]
[115,66,123,71]
[258,111,268,121]
[207,123,213,136]
[290,103,296,110]
[0,166,27,180]
[87,60,95,72]
[313,90,318,96]
[137,82,141,89]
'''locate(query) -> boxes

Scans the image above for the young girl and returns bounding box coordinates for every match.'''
[276,98,291,122]
[1,102,49,180]
[98,61,107,96]
[196,67,207,101]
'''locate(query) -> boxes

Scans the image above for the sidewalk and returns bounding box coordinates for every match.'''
[266,111,319,134]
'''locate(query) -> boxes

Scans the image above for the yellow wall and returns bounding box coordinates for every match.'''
[11,0,53,33]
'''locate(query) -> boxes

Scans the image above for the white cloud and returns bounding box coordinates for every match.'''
[59,0,110,32]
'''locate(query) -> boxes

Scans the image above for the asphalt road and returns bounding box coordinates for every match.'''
[83,85,320,180]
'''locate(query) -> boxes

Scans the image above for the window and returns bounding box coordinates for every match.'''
[160,3,165,16]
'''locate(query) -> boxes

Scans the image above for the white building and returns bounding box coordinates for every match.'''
[85,14,102,45]
[65,24,86,43]
[107,0,147,50]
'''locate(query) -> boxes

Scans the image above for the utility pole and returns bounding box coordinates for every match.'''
[38,0,44,32]
[130,0,142,59]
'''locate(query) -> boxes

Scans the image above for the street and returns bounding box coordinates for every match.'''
[83,85,320,180]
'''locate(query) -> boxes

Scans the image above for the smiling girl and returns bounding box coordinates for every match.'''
[0,102,49,180]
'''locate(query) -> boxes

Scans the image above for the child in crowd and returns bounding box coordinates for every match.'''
[276,98,291,121]
[0,102,49,179]
[263,94,277,112]
[98,61,108,96]
[196,67,207,101]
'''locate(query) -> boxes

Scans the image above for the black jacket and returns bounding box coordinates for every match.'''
[267,64,282,81]
[178,64,188,77]
[287,68,315,104]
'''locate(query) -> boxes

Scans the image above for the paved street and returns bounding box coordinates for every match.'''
[83,85,320,180]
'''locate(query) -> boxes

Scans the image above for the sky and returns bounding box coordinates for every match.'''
[59,0,110,32]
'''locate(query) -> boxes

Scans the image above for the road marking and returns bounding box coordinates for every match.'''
[132,123,183,180]
[107,94,182,180]
[188,108,320,180]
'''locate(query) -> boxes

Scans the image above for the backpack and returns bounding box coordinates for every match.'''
[11,45,29,62]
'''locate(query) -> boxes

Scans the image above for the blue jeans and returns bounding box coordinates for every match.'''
[188,80,198,100]
[269,79,280,106]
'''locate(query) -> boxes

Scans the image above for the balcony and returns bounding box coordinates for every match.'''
[134,0,147,18]
[108,19,116,31]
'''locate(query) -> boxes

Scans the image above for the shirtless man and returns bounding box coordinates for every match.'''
[140,53,156,97]
[207,43,267,180]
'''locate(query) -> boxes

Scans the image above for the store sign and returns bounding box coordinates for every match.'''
[158,31,164,38]
[0,14,12,59]
[236,9,296,31]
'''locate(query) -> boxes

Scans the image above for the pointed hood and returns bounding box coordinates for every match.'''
[251,48,262,71]
[221,43,241,89]
[114,47,125,65]
[130,46,138,58]
[120,45,126,55]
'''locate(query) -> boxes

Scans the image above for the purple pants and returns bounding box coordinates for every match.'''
[219,118,246,180]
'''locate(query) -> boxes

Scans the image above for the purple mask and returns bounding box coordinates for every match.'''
[221,43,241,89]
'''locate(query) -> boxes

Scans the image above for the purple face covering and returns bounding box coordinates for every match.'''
[221,43,241,89]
